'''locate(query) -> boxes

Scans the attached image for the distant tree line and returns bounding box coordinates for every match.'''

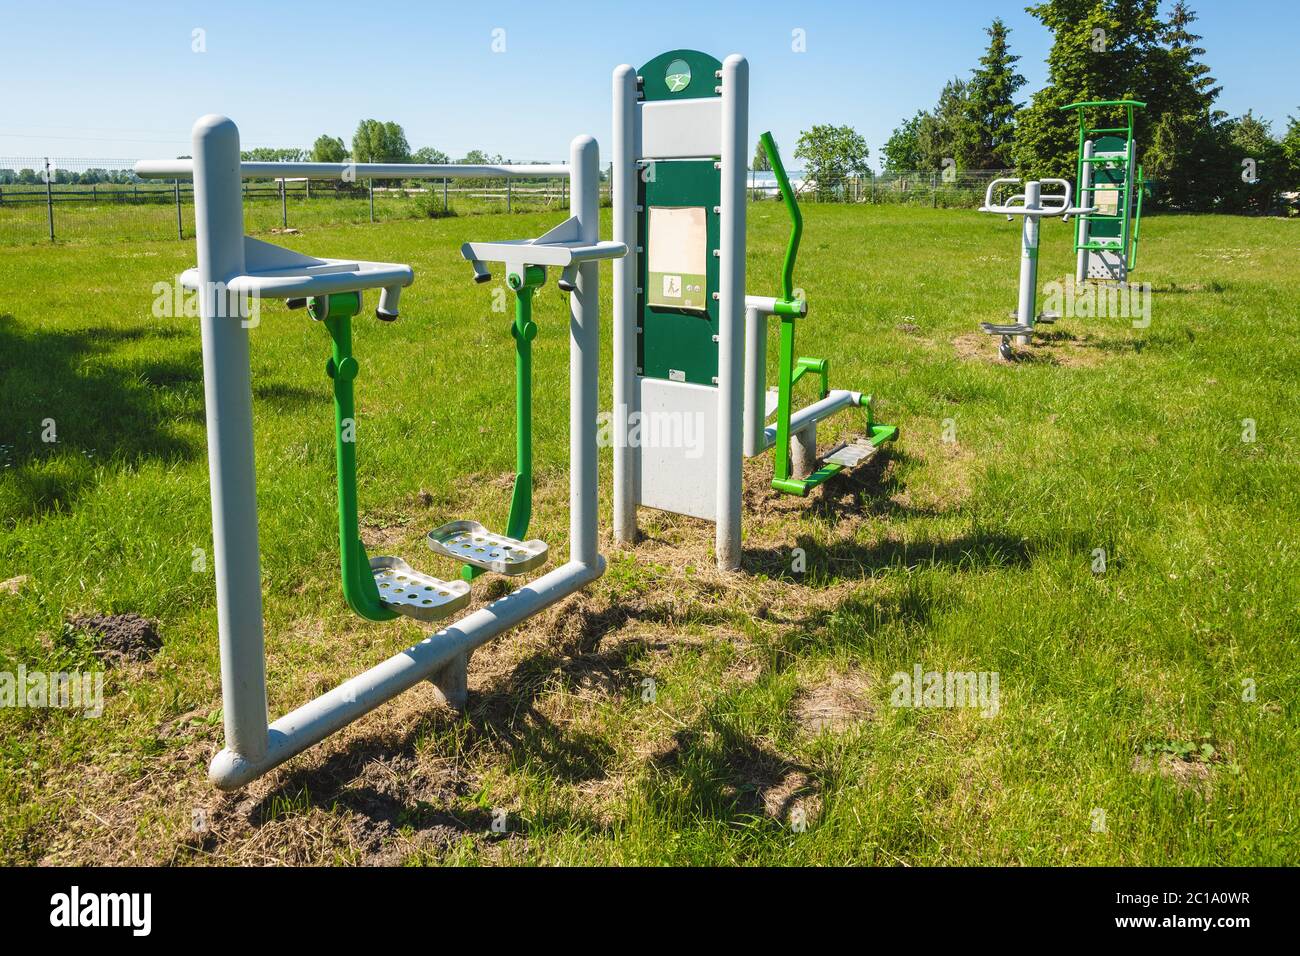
[0,167,141,185]
[882,1,1300,213]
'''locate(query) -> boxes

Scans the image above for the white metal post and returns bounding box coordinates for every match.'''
[570,134,601,569]
[1076,140,1093,283]
[791,425,817,479]
[192,115,268,766]
[611,64,639,547]
[1016,180,1041,346]
[716,54,748,572]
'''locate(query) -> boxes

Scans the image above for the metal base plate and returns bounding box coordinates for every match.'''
[369,556,471,622]
[425,520,548,575]
[823,439,878,469]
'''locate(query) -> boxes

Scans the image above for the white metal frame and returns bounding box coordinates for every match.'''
[137,116,615,789]
[612,54,748,571]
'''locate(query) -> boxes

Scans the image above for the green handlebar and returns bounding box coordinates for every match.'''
[1061,99,1147,110]
[759,131,802,307]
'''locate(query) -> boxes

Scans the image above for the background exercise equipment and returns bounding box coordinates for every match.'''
[1064,99,1147,284]
[978,177,1092,360]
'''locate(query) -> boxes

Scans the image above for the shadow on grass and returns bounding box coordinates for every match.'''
[0,314,201,523]
[641,725,814,832]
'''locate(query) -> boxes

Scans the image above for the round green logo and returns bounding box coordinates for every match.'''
[665,58,691,93]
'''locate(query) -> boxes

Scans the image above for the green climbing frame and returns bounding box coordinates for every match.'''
[1063,99,1147,277]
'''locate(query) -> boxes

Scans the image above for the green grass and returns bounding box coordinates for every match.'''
[0,203,1296,865]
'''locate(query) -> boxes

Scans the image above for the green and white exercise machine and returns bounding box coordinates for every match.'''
[611,50,898,571]
[977,177,1093,360]
[1063,99,1147,284]
[137,116,624,789]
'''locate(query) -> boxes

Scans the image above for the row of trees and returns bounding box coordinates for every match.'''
[301,119,510,168]
[883,2,1300,212]
[0,167,140,185]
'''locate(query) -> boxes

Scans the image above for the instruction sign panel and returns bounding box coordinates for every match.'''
[647,206,708,311]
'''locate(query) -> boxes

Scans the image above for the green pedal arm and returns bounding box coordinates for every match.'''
[317,292,396,622]
[462,265,543,581]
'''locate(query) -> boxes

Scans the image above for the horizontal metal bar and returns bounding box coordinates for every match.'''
[761,389,861,451]
[135,159,570,181]
[208,558,603,789]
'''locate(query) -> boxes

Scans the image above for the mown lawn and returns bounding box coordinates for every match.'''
[0,202,1296,865]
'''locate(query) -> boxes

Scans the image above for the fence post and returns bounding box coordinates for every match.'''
[369,178,374,222]
[507,178,512,213]
[280,178,287,228]
[175,178,183,239]
[45,158,55,241]
[931,172,937,208]
[442,177,448,212]
[305,178,310,200]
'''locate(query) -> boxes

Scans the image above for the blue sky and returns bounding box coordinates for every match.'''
[0,0,1294,167]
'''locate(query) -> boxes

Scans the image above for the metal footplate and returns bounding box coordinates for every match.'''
[369,556,471,622]
[425,520,548,575]
[823,439,879,469]
[981,322,1034,337]
[1007,311,1058,324]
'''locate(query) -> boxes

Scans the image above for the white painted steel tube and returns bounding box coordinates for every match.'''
[761,389,861,450]
[742,304,768,458]
[742,295,806,458]
[1016,180,1041,345]
[136,160,570,180]
[715,54,748,572]
[569,135,601,569]
[192,115,269,766]
[208,560,602,789]
[611,63,639,547]
[1077,141,1094,283]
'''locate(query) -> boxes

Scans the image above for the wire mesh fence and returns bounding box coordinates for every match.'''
[2,157,1016,246]
[0,157,590,246]
[749,168,1016,208]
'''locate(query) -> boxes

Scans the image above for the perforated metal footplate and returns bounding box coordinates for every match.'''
[425,520,548,575]
[369,556,471,621]
[823,439,878,469]
[981,322,1034,336]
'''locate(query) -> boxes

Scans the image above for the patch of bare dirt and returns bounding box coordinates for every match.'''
[1,574,29,595]
[793,669,876,735]
[66,613,162,665]
[1131,753,1215,795]
[952,328,1106,368]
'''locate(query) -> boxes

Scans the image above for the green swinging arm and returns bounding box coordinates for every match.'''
[310,291,396,621]
[760,131,897,497]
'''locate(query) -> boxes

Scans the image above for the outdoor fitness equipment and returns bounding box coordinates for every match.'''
[748,131,898,496]
[136,116,623,789]
[977,177,1093,360]
[1063,99,1147,284]
[610,49,898,571]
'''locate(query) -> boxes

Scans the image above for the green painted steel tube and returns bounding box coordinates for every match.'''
[1130,165,1145,271]
[463,266,542,581]
[318,293,395,622]
[759,131,802,308]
